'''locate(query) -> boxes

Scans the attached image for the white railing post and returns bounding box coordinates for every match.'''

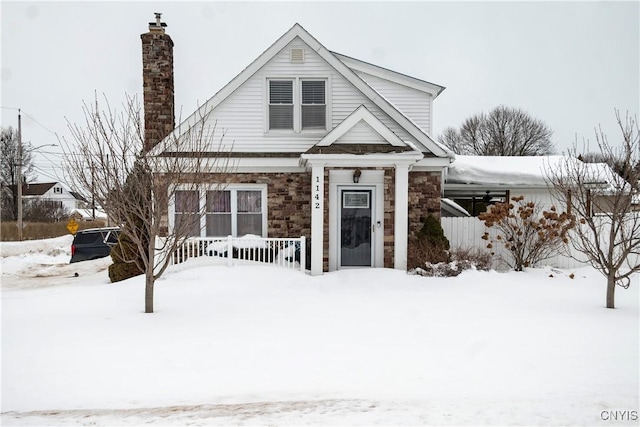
[227,235,233,267]
[300,236,306,273]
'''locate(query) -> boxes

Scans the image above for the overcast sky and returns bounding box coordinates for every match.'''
[2,1,638,185]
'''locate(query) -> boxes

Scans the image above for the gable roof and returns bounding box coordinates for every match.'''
[317,105,406,147]
[332,52,445,98]
[21,182,56,196]
[152,23,454,159]
[305,106,415,155]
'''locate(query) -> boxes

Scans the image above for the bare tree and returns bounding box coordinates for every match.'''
[1,126,35,220]
[440,106,555,156]
[61,94,233,313]
[546,111,640,309]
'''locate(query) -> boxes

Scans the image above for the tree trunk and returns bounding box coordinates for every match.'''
[606,274,616,309]
[145,272,154,313]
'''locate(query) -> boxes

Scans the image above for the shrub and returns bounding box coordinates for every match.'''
[409,246,493,277]
[478,196,575,271]
[407,215,450,269]
[108,232,144,282]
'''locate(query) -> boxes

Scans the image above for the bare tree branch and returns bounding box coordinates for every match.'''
[60,93,234,313]
[440,105,555,156]
[545,111,640,309]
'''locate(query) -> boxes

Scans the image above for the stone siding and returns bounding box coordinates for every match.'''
[407,171,442,254]
[141,29,175,152]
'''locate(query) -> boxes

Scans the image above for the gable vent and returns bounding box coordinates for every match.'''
[290,47,304,63]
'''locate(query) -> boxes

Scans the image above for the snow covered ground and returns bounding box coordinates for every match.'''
[1,236,638,426]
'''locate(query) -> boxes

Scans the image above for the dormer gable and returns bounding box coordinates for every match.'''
[151,23,454,160]
[305,106,415,155]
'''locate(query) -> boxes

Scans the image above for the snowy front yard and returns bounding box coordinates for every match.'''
[1,236,638,425]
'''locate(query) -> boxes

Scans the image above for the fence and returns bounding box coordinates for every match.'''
[442,216,640,270]
[170,235,306,272]
[442,217,588,269]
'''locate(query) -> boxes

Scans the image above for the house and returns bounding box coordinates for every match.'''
[142,16,455,275]
[20,182,80,214]
[443,155,633,216]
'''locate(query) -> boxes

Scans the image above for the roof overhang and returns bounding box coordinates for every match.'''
[300,151,424,170]
[332,52,446,98]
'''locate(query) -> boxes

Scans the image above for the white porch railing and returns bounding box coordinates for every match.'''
[170,235,306,272]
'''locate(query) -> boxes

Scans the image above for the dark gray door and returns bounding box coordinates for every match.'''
[340,190,372,267]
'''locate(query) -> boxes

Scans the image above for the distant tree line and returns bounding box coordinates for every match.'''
[440,105,555,156]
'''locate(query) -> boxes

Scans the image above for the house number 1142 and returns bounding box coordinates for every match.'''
[314,175,321,209]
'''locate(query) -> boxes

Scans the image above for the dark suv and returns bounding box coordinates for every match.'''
[70,227,120,263]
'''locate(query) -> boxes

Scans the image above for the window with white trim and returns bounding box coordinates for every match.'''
[53,187,63,194]
[269,80,293,130]
[175,190,200,237]
[301,80,326,129]
[205,189,264,237]
[267,78,327,132]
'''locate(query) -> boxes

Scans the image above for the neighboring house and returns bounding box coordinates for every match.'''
[20,182,80,213]
[142,17,455,275]
[69,208,109,222]
[443,155,631,216]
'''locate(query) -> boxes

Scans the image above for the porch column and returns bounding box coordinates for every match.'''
[394,164,409,270]
[311,165,325,276]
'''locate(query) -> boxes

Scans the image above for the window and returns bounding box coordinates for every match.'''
[236,190,263,236]
[53,187,63,194]
[267,78,327,131]
[206,189,263,237]
[269,80,293,130]
[301,80,326,129]
[175,190,200,237]
[206,190,231,236]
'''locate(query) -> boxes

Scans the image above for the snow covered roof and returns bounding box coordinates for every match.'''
[441,198,471,217]
[70,209,108,220]
[446,155,574,187]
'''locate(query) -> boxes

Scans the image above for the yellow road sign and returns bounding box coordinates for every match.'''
[66,218,79,235]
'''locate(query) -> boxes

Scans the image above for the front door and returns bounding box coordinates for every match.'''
[340,189,373,267]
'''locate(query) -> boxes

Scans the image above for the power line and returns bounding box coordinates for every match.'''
[20,111,58,135]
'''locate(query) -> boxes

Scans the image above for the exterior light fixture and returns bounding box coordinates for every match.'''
[353,168,361,183]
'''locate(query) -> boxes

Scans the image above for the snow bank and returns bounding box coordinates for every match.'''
[1,242,638,425]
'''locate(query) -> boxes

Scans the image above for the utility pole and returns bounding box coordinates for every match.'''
[17,109,23,241]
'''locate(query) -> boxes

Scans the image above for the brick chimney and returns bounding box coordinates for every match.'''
[141,13,175,152]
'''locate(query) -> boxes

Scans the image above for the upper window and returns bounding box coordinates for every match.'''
[268,78,327,132]
[53,187,63,194]
[269,81,293,130]
[301,81,326,130]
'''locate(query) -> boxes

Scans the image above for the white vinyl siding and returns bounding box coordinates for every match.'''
[334,120,388,144]
[354,71,433,135]
[193,37,420,152]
